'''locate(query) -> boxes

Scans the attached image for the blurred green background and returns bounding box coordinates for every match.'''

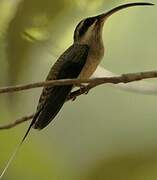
[0,0,157,179]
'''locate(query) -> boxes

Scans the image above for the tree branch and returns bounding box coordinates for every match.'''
[1,70,157,94]
[0,70,157,130]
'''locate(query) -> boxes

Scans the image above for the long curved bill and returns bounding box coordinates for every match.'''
[96,2,154,21]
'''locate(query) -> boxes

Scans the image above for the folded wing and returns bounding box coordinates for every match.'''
[33,44,89,130]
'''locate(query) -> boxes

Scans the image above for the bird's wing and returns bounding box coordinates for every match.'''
[33,44,89,130]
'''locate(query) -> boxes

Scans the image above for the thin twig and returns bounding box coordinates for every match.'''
[1,70,157,130]
[0,114,34,130]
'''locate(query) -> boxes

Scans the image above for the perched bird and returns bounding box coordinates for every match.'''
[0,2,154,178]
[30,2,154,131]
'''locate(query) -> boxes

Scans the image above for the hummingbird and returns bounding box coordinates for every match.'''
[0,2,154,178]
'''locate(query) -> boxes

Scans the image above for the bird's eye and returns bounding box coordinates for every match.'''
[79,17,96,36]
[74,17,96,41]
[84,18,95,27]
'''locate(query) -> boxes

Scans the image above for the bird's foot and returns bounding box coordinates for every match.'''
[70,85,89,102]
[80,84,89,94]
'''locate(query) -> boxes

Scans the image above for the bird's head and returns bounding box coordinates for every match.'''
[73,2,154,45]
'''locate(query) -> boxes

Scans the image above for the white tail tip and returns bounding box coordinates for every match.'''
[0,143,21,179]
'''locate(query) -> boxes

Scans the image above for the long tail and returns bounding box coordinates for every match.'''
[0,111,40,179]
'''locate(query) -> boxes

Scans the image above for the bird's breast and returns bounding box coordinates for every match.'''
[79,48,104,79]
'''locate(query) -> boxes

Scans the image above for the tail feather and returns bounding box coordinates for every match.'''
[0,111,40,179]
[0,86,73,178]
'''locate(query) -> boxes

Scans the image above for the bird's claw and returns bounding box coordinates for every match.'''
[80,84,89,94]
